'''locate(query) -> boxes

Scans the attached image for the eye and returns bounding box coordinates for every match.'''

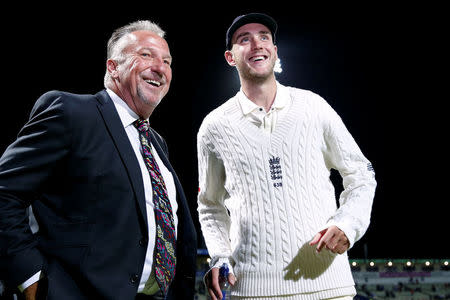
[240,37,249,43]
[261,35,269,41]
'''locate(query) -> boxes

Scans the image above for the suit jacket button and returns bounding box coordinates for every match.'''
[139,238,147,246]
[130,274,139,284]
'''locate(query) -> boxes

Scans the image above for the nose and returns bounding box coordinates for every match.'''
[152,57,165,71]
[151,57,170,79]
[251,36,263,50]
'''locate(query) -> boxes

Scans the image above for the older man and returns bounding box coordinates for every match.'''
[0,20,196,300]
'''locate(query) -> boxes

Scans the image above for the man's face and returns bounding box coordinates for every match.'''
[112,30,172,117]
[225,23,277,82]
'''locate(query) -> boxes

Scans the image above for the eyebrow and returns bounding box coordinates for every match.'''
[235,30,271,42]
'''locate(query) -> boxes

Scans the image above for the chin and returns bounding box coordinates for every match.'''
[239,65,273,81]
[243,71,273,82]
[143,98,162,108]
[138,90,163,105]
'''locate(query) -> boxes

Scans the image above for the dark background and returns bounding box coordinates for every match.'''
[1,4,447,260]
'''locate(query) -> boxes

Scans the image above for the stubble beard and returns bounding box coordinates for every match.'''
[237,59,276,84]
[137,85,161,108]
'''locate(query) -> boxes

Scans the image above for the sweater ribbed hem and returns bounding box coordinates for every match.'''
[231,264,355,297]
[232,286,356,299]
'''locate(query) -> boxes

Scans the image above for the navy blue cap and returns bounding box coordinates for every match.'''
[226,13,277,50]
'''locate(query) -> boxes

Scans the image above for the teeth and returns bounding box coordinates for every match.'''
[252,56,265,62]
[145,79,161,87]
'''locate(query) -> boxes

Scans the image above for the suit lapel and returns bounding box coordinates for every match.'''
[94,90,148,231]
[149,129,197,255]
[148,129,188,215]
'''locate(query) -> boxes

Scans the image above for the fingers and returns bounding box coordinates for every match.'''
[205,266,237,299]
[309,232,322,246]
[228,273,236,286]
[315,233,327,253]
[311,226,350,254]
[207,289,217,300]
[206,267,223,300]
[23,281,38,300]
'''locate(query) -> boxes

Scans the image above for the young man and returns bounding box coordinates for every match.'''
[197,13,376,299]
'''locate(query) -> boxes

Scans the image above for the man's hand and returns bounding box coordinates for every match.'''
[23,281,38,300]
[205,267,236,300]
[309,225,350,254]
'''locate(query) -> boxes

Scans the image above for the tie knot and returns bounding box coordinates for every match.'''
[133,119,150,133]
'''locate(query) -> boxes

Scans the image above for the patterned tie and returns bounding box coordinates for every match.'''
[133,119,176,295]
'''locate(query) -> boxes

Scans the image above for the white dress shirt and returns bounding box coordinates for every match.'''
[107,89,178,292]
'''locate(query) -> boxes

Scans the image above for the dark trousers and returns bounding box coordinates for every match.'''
[135,291,165,300]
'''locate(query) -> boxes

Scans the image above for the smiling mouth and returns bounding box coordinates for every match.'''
[249,55,268,62]
[144,79,161,87]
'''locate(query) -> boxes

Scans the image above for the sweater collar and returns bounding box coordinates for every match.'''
[237,81,288,115]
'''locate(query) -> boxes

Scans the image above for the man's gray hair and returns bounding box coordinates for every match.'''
[104,20,166,86]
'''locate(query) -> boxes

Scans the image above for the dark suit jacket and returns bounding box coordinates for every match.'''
[0,90,197,299]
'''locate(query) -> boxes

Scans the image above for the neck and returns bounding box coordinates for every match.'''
[241,75,277,112]
[106,81,154,119]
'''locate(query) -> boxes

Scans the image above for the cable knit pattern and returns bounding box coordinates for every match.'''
[197,84,376,297]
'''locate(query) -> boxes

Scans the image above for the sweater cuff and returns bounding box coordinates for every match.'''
[210,257,234,275]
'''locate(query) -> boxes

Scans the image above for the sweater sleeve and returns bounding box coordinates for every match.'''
[196,119,233,267]
[321,99,377,248]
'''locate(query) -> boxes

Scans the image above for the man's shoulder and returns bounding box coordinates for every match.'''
[196,96,238,142]
[30,90,104,119]
[202,96,238,124]
[283,85,342,124]
[35,90,101,108]
[280,84,332,112]
[282,85,321,101]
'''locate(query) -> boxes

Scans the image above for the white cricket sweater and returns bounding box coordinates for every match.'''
[197,84,376,297]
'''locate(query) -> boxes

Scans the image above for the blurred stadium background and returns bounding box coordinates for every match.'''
[192,252,450,300]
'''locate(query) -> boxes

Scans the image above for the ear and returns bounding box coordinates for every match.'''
[224,50,236,67]
[106,59,119,78]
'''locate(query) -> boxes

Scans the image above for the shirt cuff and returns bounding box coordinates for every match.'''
[18,271,43,292]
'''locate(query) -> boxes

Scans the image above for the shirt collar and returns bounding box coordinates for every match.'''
[106,89,143,128]
[237,81,288,115]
